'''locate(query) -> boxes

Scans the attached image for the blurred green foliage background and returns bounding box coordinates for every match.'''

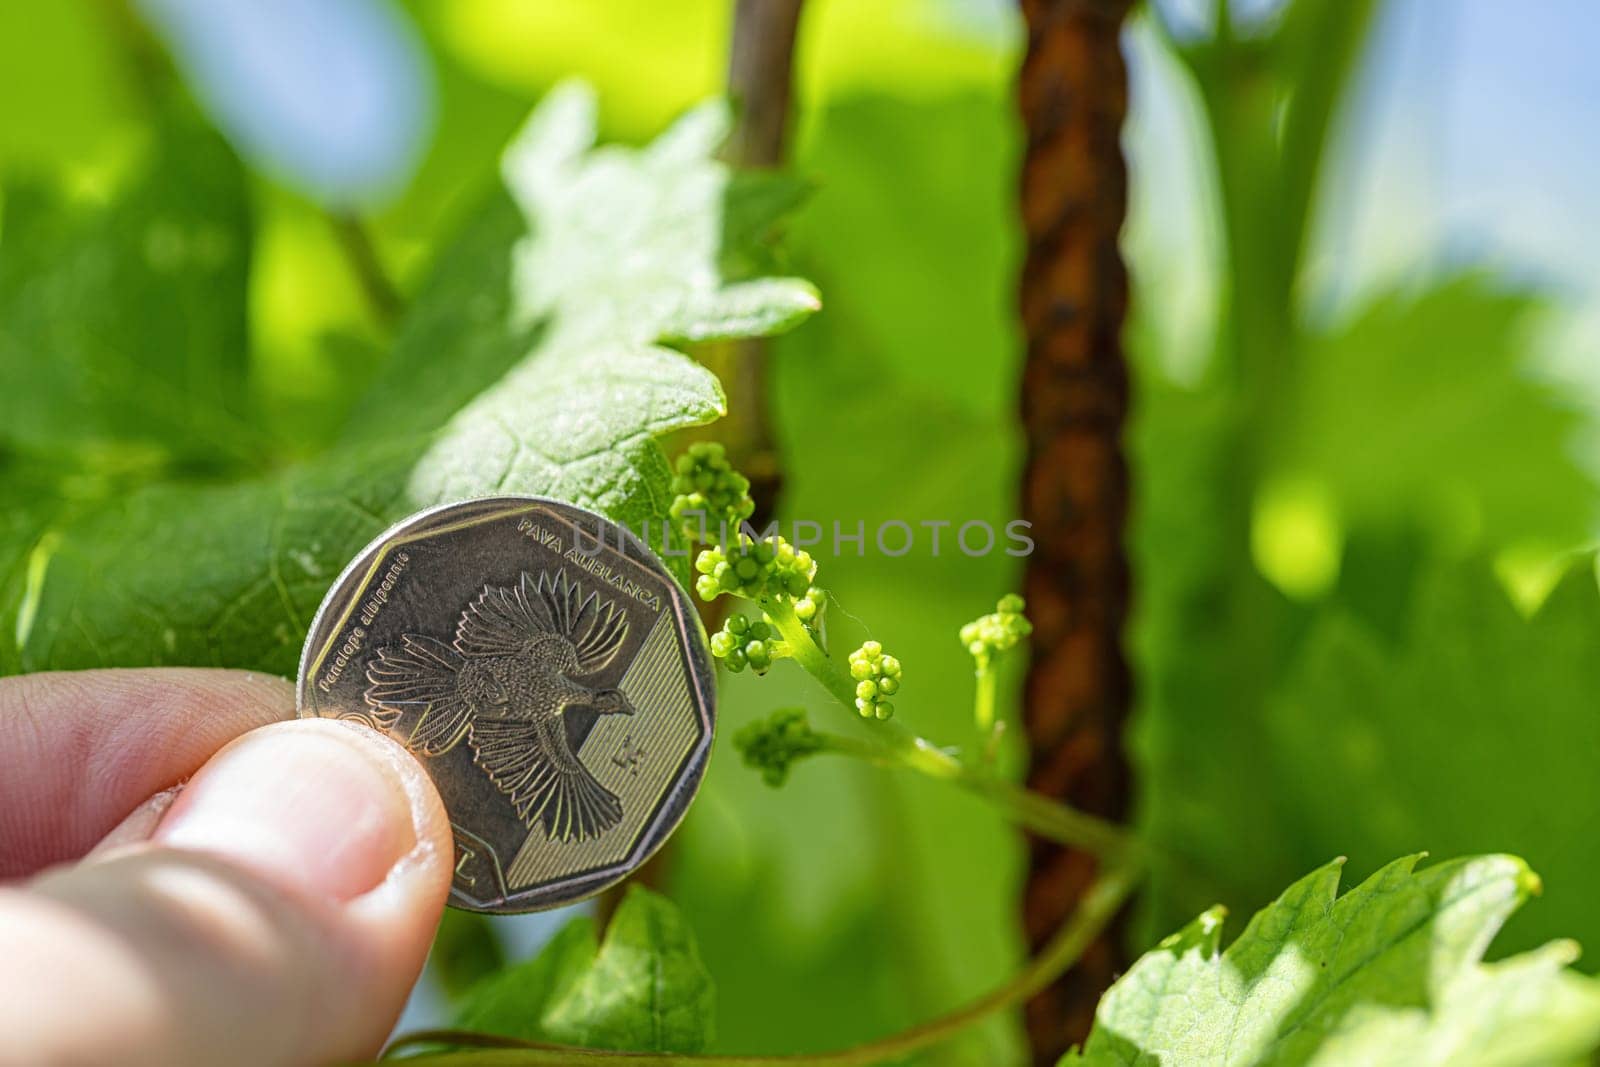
[2,1,1597,1063]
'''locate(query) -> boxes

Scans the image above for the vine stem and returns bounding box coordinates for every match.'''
[382,862,1140,1066]
[327,212,405,327]
[693,0,808,527]
[974,664,998,733]
[762,598,1134,860]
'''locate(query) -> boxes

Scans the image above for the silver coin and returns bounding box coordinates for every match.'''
[296,497,715,913]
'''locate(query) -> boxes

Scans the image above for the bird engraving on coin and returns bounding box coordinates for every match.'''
[363,569,635,843]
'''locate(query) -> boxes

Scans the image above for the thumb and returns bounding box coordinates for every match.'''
[0,719,452,1067]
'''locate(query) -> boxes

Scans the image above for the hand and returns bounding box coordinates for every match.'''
[0,669,453,1066]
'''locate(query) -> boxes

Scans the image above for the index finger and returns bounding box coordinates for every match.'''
[0,668,291,877]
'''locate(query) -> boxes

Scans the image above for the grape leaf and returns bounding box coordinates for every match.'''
[362,81,820,551]
[1280,277,1596,544]
[1066,854,1600,1066]
[1261,557,1600,966]
[430,910,507,1002]
[0,111,256,466]
[1129,277,1600,949]
[0,85,816,674]
[1,445,419,675]
[499,82,817,349]
[333,192,532,449]
[454,886,715,1054]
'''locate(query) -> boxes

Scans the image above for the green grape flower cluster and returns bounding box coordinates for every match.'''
[693,535,816,603]
[709,613,783,674]
[669,442,754,544]
[960,593,1032,670]
[848,640,902,720]
[732,707,827,787]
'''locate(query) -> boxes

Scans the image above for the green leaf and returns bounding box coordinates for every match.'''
[363,79,836,544]
[1281,276,1596,544]
[1066,854,1600,1066]
[1130,0,1600,1018]
[1128,374,1314,951]
[429,907,508,1002]
[334,193,532,448]
[405,336,724,539]
[1260,557,1600,967]
[1,443,421,674]
[499,81,816,349]
[1128,282,1600,952]
[716,170,813,281]
[455,886,715,1054]
[0,86,814,673]
[658,277,821,344]
[0,111,257,466]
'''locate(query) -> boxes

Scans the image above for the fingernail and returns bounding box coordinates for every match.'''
[156,720,418,901]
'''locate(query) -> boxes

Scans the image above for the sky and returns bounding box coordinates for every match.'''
[1323,0,1600,305]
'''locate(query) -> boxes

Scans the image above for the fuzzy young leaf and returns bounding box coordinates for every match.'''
[455,886,715,1054]
[0,86,816,673]
[501,81,817,349]
[658,277,821,344]
[1065,855,1600,1066]
[405,81,829,554]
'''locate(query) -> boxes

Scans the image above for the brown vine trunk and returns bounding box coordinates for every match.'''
[1017,0,1134,1061]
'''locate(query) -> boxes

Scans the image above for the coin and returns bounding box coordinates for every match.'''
[296,497,715,913]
